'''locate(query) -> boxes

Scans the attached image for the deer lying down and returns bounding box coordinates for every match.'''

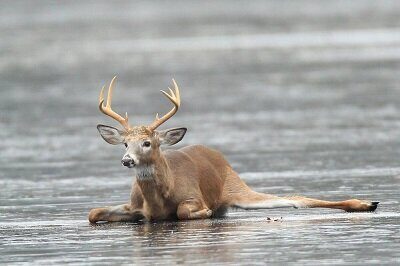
[88,77,379,223]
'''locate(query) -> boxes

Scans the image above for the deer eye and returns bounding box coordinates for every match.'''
[124,143,128,148]
[143,141,151,147]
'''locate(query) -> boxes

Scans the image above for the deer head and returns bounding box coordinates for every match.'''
[97,77,187,168]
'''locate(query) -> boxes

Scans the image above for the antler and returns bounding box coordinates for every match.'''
[99,76,130,130]
[148,79,181,131]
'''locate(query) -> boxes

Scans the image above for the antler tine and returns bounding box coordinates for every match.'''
[149,79,181,131]
[98,76,130,130]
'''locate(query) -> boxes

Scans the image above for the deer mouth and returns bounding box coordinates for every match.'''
[125,161,136,168]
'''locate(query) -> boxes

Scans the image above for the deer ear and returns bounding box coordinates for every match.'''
[158,127,187,146]
[97,124,125,145]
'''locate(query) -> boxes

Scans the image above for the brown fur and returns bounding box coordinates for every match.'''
[88,144,379,223]
[89,78,378,224]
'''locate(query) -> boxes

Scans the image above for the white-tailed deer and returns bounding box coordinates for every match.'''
[89,77,379,223]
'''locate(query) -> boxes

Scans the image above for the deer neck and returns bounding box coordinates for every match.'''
[135,151,174,204]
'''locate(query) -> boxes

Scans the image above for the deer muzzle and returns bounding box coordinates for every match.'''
[121,155,135,168]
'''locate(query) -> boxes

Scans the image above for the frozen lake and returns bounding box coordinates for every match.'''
[1,0,400,265]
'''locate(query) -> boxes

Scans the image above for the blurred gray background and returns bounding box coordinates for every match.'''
[1,1,399,265]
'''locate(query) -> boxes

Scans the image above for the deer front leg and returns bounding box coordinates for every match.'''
[284,196,379,212]
[88,204,145,224]
[177,198,213,220]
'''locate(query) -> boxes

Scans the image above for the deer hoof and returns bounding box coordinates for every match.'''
[88,208,104,224]
[345,200,379,212]
[369,201,379,212]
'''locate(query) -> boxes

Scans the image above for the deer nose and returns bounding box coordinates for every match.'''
[121,155,135,167]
